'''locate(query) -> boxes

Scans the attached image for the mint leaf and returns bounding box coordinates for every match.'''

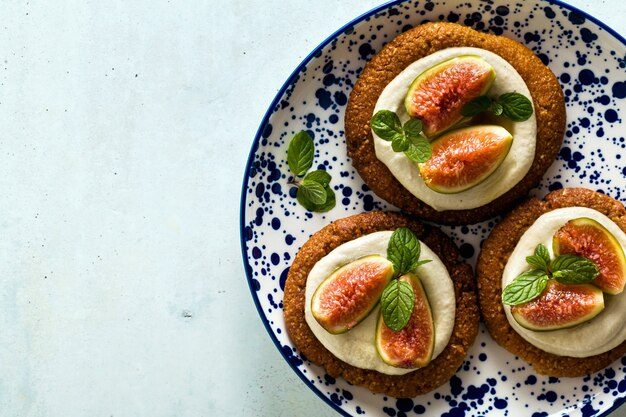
[297,184,335,212]
[497,92,533,122]
[404,135,432,163]
[461,96,490,117]
[461,92,533,121]
[403,118,423,140]
[550,254,599,284]
[315,186,336,212]
[370,110,403,141]
[387,228,420,275]
[304,170,331,187]
[391,135,410,152]
[415,259,432,267]
[296,187,315,210]
[526,255,548,271]
[502,269,549,306]
[313,186,335,213]
[299,179,327,205]
[287,131,314,176]
[535,244,551,264]
[371,111,432,162]
[491,102,503,116]
[381,280,415,331]
[526,244,550,271]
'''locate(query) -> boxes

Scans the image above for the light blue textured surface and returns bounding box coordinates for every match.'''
[0,1,624,416]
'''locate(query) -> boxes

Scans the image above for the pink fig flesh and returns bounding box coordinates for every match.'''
[512,280,604,331]
[311,255,394,334]
[553,217,626,295]
[404,55,496,137]
[376,273,435,368]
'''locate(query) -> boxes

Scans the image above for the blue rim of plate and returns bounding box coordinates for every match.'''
[239,1,626,416]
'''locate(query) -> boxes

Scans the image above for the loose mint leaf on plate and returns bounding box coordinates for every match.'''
[387,227,421,275]
[370,110,404,141]
[287,131,314,176]
[502,269,549,306]
[314,186,336,212]
[297,184,335,213]
[381,279,415,332]
[299,179,327,205]
[497,92,533,122]
[304,170,331,187]
[551,254,600,284]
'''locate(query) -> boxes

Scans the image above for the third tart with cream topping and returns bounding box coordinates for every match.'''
[500,207,626,355]
[477,188,626,376]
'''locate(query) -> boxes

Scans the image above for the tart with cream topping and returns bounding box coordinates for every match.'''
[345,22,565,225]
[283,211,479,397]
[477,188,626,376]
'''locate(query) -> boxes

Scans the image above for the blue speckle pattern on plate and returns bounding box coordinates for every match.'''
[240,1,626,416]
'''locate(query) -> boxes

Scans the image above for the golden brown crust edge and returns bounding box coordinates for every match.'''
[477,188,626,376]
[283,211,479,397]
[345,22,566,225]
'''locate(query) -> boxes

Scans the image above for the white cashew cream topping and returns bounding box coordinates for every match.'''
[304,231,456,375]
[373,47,537,211]
[502,207,626,357]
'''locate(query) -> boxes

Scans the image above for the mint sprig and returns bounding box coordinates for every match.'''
[502,244,600,306]
[380,228,432,331]
[461,92,533,122]
[286,131,336,213]
[370,110,432,163]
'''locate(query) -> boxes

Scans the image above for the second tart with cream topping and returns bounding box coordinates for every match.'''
[345,22,565,225]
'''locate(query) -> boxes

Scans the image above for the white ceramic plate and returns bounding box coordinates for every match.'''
[241,1,626,415]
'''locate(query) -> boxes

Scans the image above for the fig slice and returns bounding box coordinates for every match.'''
[511,280,604,331]
[376,273,434,368]
[417,125,512,194]
[311,255,394,334]
[553,217,626,295]
[404,55,496,137]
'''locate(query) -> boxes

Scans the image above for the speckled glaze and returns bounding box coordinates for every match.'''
[240,0,626,416]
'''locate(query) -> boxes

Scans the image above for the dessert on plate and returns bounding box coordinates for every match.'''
[283,211,479,397]
[345,22,565,224]
[477,188,626,376]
